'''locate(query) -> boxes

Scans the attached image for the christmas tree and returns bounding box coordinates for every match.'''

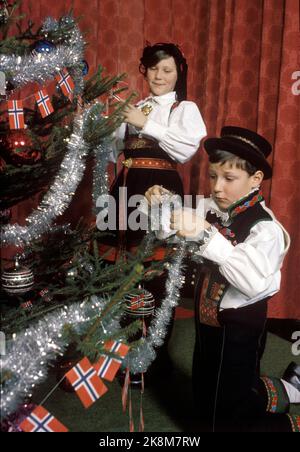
[0,0,154,421]
[0,2,187,431]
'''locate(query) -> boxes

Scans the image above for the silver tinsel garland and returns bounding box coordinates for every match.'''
[0,238,187,416]
[123,239,187,374]
[0,16,84,94]
[0,294,120,417]
[92,138,114,214]
[1,104,103,247]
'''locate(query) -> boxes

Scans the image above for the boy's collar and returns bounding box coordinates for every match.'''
[209,188,264,222]
[228,188,264,219]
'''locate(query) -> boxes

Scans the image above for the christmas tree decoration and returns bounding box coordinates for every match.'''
[81,60,89,76]
[124,288,155,317]
[2,109,90,246]
[55,68,75,100]
[1,261,34,295]
[34,88,54,118]
[19,405,68,432]
[7,99,25,129]
[0,5,139,428]
[122,240,186,374]
[0,294,115,416]
[32,39,56,55]
[65,357,108,408]
[20,300,34,310]
[2,129,41,166]
[94,340,130,382]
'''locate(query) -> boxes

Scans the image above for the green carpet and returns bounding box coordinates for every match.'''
[30,312,299,432]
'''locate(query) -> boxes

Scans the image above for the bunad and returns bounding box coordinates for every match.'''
[98,91,206,375]
[191,189,299,432]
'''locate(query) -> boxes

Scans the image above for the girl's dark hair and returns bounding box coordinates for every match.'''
[139,43,188,101]
[209,150,258,176]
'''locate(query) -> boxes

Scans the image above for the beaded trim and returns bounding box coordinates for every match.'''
[222,134,263,155]
[260,376,278,413]
[287,414,300,432]
[228,189,264,219]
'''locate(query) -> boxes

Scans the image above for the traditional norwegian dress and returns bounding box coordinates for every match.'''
[191,189,298,432]
[99,90,206,259]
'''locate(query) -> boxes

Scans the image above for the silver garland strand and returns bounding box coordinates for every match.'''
[0,294,118,417]
[92,138,114,214]
[123,239,187,374]
[1,104,104,247]
[0,16,85,92]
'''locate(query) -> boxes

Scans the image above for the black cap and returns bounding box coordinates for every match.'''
[204,126,273,179]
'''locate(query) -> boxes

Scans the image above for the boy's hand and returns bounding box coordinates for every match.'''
[145,185,172,205]
[171,208,211,239]
[123,104,147,128]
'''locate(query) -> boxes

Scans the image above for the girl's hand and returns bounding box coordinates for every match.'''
[170,208,211,239]
[123,104,148,128]
[145,185,172,205]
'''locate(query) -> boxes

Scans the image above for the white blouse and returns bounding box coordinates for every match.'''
[110,91,207,163]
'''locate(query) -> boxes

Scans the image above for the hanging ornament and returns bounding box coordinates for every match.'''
[2,130,41,166]
[81,60,89,76]
[1,260,34,295]
[124,288,155,318]
[32,39,56,55]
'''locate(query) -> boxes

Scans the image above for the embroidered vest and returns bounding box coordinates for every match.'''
[197,190,272,327]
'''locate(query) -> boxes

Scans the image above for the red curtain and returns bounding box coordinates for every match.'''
[9,0,300,318]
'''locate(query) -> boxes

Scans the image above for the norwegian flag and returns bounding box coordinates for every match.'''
[55,68,74,100]
[34,89,54,118]
[19,405,68,432]
[7,100,25,129]
[65,357,108,408]
[94,340,129,382]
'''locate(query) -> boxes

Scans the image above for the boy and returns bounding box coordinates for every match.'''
[145,126,300,432]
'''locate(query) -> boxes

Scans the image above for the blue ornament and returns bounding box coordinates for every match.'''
[81,60,89,76]
[33,40,56,54]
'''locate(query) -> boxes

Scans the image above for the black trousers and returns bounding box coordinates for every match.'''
[193,299,293,432]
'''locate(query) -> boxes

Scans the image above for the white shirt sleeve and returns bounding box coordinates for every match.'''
[108,123,127,163]
[200,221,289,299]
[142,101,206,163]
